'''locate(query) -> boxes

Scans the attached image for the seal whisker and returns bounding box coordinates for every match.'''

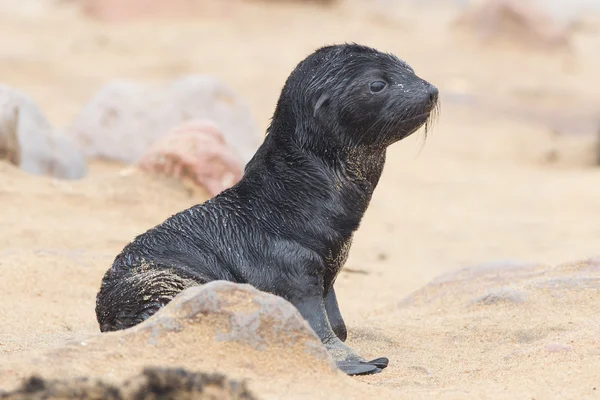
[425,99,441,138]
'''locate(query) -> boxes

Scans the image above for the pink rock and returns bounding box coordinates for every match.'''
[82,0,333,21]
[453,0,572,50]
[82,0,204,21]
[137,120,244,196]
[545,343,573,353]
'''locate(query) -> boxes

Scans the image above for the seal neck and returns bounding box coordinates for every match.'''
[247,122,386,198]
[242,126,386,238]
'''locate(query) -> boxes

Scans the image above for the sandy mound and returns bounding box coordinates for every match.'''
[2,243,599,399]
[0,280,398,400]
[347,257,600,399]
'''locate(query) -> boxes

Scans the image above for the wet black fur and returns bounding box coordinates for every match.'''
[95,43,438,375]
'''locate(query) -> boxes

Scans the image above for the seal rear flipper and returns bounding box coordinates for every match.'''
[95,265,204,332]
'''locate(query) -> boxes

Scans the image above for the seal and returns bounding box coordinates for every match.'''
[95,43,439,376]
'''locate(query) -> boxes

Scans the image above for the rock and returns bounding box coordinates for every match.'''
[400,257,600,311]
[44,131,89,180]
[142,281,330,356]
[453,0,572,51]
[0,85,87,180]
[247,0,336,3]
[136,120,243,197]
[386,257,600,391]
[0,0,61,17]
[537,128,600,167]
[0,281,337,393]
[0,105,19,166]
[399,260,542,309]
[67,76,260,166]
[0,367,258,400]
[82,0,221,21]
[469,286,527,305]
[545,343,573,353]
[82,0,335,21]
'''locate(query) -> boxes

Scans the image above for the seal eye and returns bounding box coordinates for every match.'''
[369,81,387,93]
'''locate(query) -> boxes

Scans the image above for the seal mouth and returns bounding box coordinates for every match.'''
[400,112,431,123]
[398,99,440,147]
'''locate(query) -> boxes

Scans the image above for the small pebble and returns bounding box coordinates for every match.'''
[545,343,572,353]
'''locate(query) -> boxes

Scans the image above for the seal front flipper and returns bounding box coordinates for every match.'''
[293,293,386,376]
[336,361,380,376]
[326,341,387,375]
[324,287,347,342]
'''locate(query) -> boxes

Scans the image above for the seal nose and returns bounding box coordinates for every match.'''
[427,85,439,106]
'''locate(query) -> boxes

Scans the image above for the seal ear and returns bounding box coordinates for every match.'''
[313,93,331,117]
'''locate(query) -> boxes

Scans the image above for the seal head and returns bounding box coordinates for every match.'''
[266,43,438,154]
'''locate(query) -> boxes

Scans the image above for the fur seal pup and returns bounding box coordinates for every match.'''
[95,43,439,376]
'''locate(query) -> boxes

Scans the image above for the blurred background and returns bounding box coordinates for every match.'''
[0,0,599,375]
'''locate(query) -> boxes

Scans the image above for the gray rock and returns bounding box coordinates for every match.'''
[469,286,527,305]
[0,84,87,180]
[400,257,600,311]
[140,281,333,362]
[67,76,261,166]
[399,260,542,308]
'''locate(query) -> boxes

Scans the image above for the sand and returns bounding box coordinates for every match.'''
[0,0,599,398]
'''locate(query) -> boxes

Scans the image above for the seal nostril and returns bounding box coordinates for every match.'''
[428,86,439,104]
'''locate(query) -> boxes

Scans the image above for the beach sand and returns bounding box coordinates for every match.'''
[0,1,599,398]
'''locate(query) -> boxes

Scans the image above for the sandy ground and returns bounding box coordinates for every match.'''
[0,0,599,398]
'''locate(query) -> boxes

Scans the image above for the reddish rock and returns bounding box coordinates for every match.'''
[82,0,206,21]
[453,0,572,50]
[82,0,335,21]
[545,343,573,353]
[137,120,244,196]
